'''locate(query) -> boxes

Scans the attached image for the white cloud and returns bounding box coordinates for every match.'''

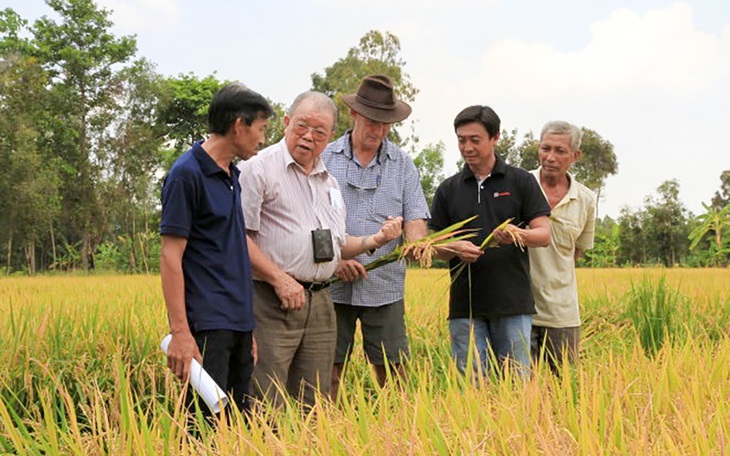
[407,1,730,217]
[477,2,729,100]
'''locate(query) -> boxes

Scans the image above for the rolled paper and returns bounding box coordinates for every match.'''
[160,334,229,414]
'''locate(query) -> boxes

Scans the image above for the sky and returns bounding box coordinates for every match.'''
[5,0,730,218]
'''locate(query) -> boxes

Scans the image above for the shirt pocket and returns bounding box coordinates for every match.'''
[551,217,581,257]
[369,188,403,222]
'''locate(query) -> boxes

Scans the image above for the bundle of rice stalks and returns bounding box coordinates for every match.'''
[450,218,526,279]
[478,218,525,251]
[326,216,480,284]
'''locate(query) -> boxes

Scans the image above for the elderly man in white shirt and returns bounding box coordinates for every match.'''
[239,91,402,408]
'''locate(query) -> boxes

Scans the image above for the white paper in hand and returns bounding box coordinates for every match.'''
[160,334,229,414]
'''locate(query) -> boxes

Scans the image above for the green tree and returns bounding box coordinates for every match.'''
[583,216,619,267]
[27,0,138,270]
[95,58,167,273]
[688,202,730,266]
[499,129,538,171]
[572,128,618,204]
[495,128,518,163]
[617,207,648,266]
[413,141,445,207]
[710,170,730,209]
[643,179,691,266]
[157,72,224,169]
[310,30,418,144]
[264,100,287,147]
[0,53,61,273]
[157,74,286,169]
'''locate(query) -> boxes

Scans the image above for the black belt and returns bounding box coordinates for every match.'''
[296,279,331,292]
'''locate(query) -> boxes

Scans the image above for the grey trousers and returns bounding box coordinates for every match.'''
[251,281,336,409]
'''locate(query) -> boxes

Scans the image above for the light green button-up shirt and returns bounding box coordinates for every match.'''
[529,168,597,328]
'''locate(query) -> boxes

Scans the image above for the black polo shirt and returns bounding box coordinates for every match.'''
[160,141,255,333]
[429,155,550,319]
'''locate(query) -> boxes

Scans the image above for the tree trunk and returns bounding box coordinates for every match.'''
[141,207,150,274]
[5,234,12,275]
[130,215,138,272]
[24,242,36,275]
[50,221,57,267]
[82,230,91,271]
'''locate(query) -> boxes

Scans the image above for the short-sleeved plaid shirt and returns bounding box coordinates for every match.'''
[323,132,430,307]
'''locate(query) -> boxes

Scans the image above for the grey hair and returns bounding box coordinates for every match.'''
[288,91,338,131]
[540,120,583,151]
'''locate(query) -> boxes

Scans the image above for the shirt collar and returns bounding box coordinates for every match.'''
[330,130,397,165]
[461,153,506,182]
[281,138,328,176]
[533,167,579,200]
[193,141,237,177]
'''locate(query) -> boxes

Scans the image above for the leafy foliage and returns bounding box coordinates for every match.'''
[310,30,418,143]
[688,202,730,266]
[710,170,730,209]
[157,72,225,169]
[413,142,445,207]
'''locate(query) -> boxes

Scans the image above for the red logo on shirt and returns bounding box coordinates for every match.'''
[493,191,511,198]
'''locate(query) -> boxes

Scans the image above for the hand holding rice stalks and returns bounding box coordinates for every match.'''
[481,218,526,251]
[450,217,526,280]
[326,216,480,284]
[400,227,475,268]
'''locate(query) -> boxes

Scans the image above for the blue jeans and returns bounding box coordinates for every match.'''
[449,315,532,379]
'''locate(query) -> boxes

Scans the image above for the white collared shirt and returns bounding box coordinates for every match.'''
[239,139,347,282]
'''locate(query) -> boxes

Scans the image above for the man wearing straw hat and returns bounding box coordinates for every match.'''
[323,75,430,398]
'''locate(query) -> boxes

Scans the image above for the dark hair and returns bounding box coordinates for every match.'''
[453,105,501,138]
[207,83,275,135]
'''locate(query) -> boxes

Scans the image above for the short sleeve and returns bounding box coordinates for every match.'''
[521,173,551,222]
[238,160,265,232]
[402,156,431,222]
[576,190,597,251]
[160,173,194,238]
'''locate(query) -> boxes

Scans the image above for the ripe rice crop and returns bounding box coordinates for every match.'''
[1,269,728,454]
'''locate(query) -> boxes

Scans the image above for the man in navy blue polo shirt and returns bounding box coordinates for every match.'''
[160,83,274,416]
[430,105,551,379]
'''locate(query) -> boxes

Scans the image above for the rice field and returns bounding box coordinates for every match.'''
[1,268,729,455]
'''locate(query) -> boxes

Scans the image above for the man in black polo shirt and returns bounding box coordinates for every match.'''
[430,105,551,378]
[160,83,274,416]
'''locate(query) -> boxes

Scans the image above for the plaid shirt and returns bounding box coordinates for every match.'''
[322,132,430,307]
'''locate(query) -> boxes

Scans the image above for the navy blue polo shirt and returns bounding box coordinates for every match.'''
[430,155,550,319]
[160,141,254,332]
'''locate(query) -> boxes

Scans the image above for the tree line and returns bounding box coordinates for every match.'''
[1,0,728,275]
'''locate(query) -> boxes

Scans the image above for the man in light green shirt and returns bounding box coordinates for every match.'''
[529,121,596,374]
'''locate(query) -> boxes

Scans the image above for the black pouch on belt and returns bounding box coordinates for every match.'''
[311,228,334,263]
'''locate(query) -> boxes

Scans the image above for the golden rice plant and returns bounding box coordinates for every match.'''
[0,269,728,454]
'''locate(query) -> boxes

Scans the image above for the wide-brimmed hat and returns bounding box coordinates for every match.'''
[342,75,412,123]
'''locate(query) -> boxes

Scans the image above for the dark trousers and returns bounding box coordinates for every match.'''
[531,325,580,375]
[188,329,254,417]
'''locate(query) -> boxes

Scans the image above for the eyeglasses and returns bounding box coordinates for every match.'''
[291,121,329,143]
[346,158,382,191]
